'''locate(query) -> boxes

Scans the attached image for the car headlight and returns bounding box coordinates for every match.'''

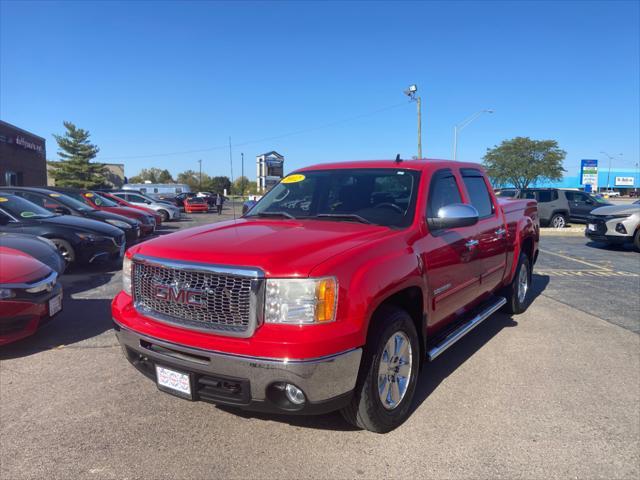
[106,219,131,229]
[76,232,109,242]
[265,277,337,325]
[0,288,15,300]
[122,256,132,295]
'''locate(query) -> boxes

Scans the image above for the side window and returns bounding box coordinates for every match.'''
[536,190,556,203]
[427,169,462,219]
[461,169,493,217]
[522,190,537,200]
[564,191,575,202]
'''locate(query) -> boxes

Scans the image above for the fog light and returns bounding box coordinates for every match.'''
[615,223,627,234]
[285,384,306,405]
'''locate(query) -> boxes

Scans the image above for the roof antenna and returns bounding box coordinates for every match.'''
[395,154,403,163]
[228,136,237,221]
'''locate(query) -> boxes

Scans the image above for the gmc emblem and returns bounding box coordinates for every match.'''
[154,282,204,306]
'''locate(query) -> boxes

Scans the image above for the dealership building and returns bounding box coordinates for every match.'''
[256,151,284,192]
[0,120,47,186]
[532,160,639,193]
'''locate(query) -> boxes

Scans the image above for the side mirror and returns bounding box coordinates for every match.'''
[428,203,479,231]
[55,206,71,215]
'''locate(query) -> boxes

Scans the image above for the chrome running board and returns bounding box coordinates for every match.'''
[427,296,507,361]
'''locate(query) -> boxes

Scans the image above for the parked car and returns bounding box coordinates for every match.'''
[109,191,181,222]
[0,193,125,265]
[585,203,640,251]
[0,246,63,346]
[48,187,156,237]
[183,196,209,213]
[602,190,621,198]
[0,233,65,274]
[99,192,163,225]
[113,159,539,433]
[0,187,141,245]
[496,188,610,227]
[172,192,197,208]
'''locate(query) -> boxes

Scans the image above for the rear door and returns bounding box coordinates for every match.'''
[417,168,483,331]
[460,169,508,295]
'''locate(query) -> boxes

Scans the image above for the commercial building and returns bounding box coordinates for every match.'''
[256,151,284,192]
[0,120,47,186]
[533,160,640,194]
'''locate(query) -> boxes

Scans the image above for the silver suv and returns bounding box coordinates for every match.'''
[586,201,640,251]
[111,191,181,222]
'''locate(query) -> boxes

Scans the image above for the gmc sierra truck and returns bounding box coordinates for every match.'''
[112,160,539,433]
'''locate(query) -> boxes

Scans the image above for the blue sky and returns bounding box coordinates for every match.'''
[1,0,638,180]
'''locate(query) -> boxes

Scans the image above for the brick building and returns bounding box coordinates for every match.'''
[0,120,47,186]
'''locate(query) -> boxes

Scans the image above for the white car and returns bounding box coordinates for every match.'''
[586,203,640,251]
[111,191,181,222]
[603,190,621,198]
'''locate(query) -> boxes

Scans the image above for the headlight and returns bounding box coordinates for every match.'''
[76,232,109,242]
[0,288,15,300]
[106,219,131,229]
[122,256,132,295]
[265,277,337,325]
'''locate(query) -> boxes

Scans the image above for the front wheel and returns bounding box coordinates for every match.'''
[549,213,567,229]
[502,253,531,314]
[633,229,640,252]
[341,306,419,433]
[50,238,76,265]
[158,209,170,222]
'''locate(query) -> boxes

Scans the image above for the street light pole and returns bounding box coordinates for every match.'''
[198,159,202,189]
[452,109,494,161]
[404,85,422,159]
[241,152,245,198]
[600,151,623,191]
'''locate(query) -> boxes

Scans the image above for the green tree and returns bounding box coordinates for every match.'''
[129,168,174,184]
[482,137,566,189]
[50,121,107,188]
[233,176,251,195]
[176,170,203,190]
[207,176,232,194]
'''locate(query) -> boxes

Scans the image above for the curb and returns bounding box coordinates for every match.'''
[540,227,585,235]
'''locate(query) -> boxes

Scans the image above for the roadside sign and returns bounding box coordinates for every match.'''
[615,176,634,186]
[580,159,598,189]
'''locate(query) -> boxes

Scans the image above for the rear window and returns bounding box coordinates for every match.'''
[522,190,557,203]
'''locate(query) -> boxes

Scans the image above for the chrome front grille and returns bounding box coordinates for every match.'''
[132,255,264,337]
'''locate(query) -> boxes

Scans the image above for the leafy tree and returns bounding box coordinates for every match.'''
[50,121,107,188]
[176,170,203,190]
[233,176,251,195]
[129,168,174,184]
[482,137,566,189]
[207,176,232,194]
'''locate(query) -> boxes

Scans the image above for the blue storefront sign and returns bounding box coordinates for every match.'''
[580,159,598,190]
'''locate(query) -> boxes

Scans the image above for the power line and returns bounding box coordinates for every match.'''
[99,101,409,161]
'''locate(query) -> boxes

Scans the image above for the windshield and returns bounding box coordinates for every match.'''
[90,192,119,207]
[591,194,609,204]
[246,168,421,228]
[50,192,96,211]
[495,190,518,198]
[0,194,55,219]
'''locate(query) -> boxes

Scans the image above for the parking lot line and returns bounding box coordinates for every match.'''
[538,248,613,271]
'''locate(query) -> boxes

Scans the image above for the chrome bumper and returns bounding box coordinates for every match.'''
[114,321,362,404]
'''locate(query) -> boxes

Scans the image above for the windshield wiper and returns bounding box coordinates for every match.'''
[314,213,372,224]
[253,211,295,219]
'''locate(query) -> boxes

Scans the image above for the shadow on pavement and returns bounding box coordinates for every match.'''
[219,274,550,432]
[585,240,635,252]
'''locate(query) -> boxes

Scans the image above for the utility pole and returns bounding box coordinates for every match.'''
[404,84,422,159]
[600,151,623,191]
[197,159,202,189]
[452,109,494,161]
[241,153,245,198]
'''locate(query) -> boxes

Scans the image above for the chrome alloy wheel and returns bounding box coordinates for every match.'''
[552,215,566,228]
[517,262,529,304]
[377,331,412,410]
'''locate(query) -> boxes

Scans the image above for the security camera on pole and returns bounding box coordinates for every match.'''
[403,84,422,159]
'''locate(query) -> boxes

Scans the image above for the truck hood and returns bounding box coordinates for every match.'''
[590,204,640,216]
[128,218,390,277]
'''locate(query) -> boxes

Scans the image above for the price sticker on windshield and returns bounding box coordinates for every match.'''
[85,193,94,197]
[281,174,305,184]
[49,193,61,197]
[0,197,7,202]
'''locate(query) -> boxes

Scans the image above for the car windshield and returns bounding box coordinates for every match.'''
[245,168,421,228]
[90,192,119,207]
[591,194,608,204]
[189,197,205,204]
[50,192,96,211]
[0,194,55,219]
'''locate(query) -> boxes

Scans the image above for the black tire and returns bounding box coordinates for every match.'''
[502,253,531,314]
[633,229,640,252]
[549,213,567,229]
[340,306,419,433]
[50,238,76,265]
[158,209,170,222]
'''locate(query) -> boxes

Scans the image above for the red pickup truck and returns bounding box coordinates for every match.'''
[112,160,538,432]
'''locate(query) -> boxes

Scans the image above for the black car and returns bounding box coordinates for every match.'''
[0,187,141,245]
[172,192,197,208]
[0,232,65,274]
[0,193,125,265]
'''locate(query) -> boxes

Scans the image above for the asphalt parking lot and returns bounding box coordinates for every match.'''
[1,208,639,479]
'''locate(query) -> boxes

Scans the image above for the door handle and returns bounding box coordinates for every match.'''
[465,239,479,249]
[495,228,506,236]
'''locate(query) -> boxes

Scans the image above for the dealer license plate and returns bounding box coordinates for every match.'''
[588,223,597,232]
[49,294,62,316]
[156,365,192,398]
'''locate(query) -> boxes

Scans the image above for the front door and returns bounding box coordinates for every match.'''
[416,168,483,334]
[460,169,508,295]
[565,191,596,221]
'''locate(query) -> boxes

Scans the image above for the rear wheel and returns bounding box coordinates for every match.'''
[549,213,567,228]
[502,253,531,314]
[158,209,170,222]
[50,238,76,265]
[341,306,419,433]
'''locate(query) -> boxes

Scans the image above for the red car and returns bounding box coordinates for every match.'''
[49,188,157,237]
[1,246,62,346]
[184,196,209,213]
[113,159,539,432]
[99,192,163,226]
